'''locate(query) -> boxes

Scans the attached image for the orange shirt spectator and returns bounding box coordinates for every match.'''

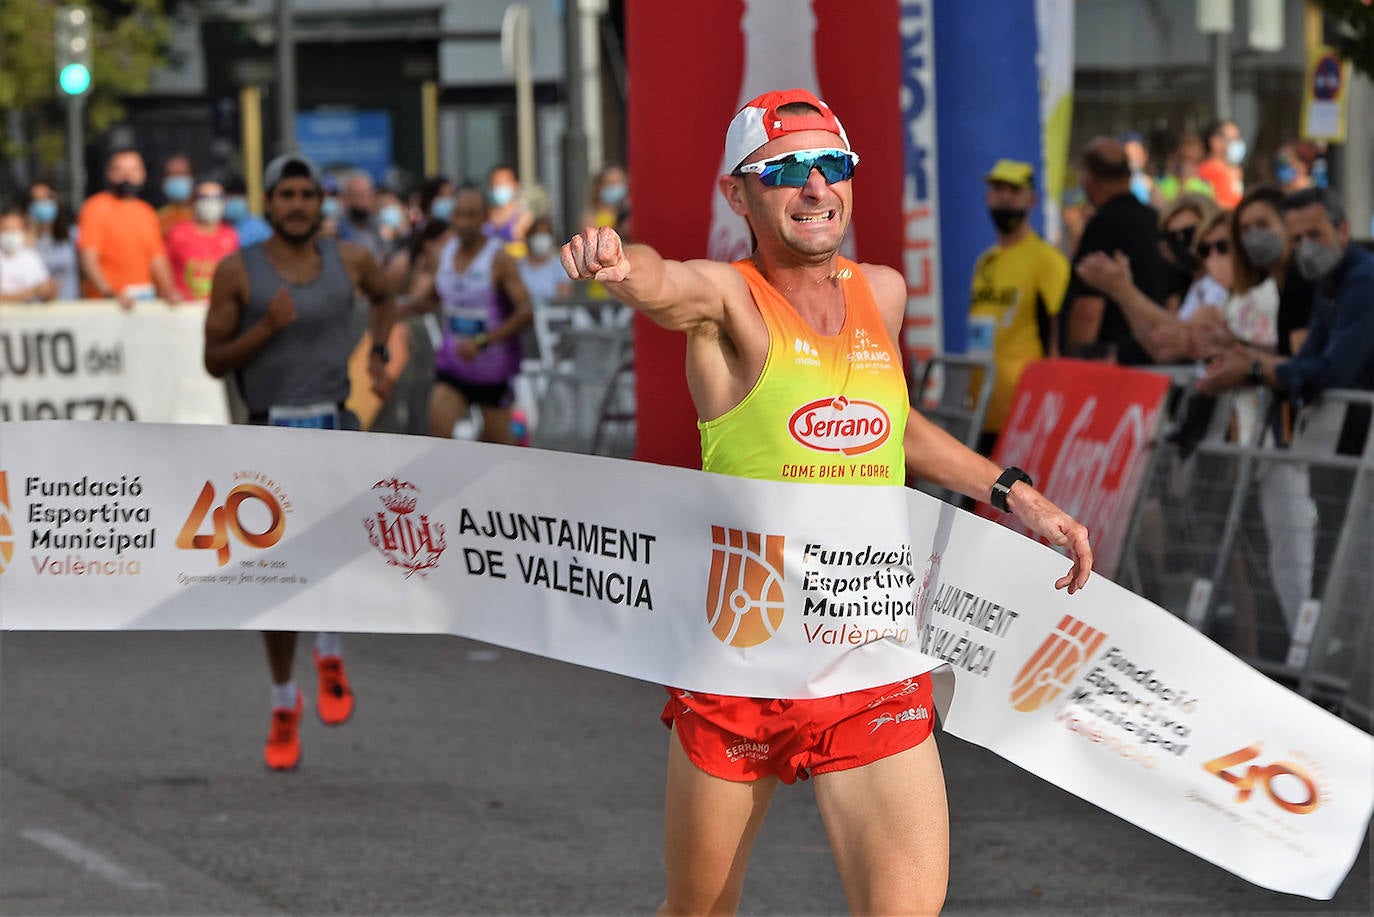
[75,149,179,306]
[1197,158,1242,209]
[78,191,167,296]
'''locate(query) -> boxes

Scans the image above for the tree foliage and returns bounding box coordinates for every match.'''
[1314,0,1374,80]
[0,0,172,174]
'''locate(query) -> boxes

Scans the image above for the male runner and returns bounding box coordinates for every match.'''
[204,153,396,771]
[425,185,533,444]
[562,89,1092,915]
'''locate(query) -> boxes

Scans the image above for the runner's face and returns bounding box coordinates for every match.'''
[733,129,853,258]
[266,177,323,243]
[451,190,487,245]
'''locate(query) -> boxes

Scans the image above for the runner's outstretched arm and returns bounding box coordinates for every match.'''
[902,411,1093,592]
[865,260,1092,592]
[561,226,727,332]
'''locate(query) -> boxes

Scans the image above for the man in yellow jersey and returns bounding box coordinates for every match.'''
[561,89,1092,916]
[968,159,1071,455]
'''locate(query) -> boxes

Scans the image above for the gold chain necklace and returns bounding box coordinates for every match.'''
[751,256,852,295]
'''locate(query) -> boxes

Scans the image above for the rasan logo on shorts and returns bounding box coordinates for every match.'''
[788,396,891,455]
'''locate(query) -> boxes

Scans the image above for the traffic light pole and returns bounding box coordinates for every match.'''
[276,0,297,152]
[67,94,85,202]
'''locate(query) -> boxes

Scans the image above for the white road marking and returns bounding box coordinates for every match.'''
[466,649,501,662]
[21,827,164,890]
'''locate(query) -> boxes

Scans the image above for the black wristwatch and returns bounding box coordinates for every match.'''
[1246,360,1264,387]
[371,343,391,362]
[991,466,1033,513]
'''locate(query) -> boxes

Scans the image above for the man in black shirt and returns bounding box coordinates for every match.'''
[1062,138,1167,365]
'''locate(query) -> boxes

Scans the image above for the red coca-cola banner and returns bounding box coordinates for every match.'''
[982,359,1172,577]
[626,0,903,467]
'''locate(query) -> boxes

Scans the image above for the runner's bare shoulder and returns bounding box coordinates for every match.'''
[857,262,907,315]
[210,251,248,293]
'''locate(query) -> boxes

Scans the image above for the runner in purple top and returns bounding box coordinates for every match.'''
[423,185,533,443]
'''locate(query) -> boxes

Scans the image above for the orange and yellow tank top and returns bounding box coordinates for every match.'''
[700,258,908,485]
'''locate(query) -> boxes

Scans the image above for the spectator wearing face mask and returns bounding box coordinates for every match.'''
[582,165,629,232]
[415,175,455,235]
[77,148,180,307]
[1197,120,1245,209]
[483,165,533,255]
[1155,193,1217,314]
[164,180,240,301]
[376,189,410,255]
[23,180,80,300]
[966,160,1069,455]
[0,206,57,303]
[157,153,196,235]
[223,176,272,248]
[1203,188,1374,401]
[1074,205,1235,367]
[518,216,573,305]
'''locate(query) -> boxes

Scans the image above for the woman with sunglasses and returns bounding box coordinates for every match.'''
[562,88,1092,916]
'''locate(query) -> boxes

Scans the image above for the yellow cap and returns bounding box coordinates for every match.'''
[985,159,1035,188]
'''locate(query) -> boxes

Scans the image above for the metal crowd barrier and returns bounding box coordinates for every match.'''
[908,354,995,503]
[1118,373,1373,729]
[525,296,634,455]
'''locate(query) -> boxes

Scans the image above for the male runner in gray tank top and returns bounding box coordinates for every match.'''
[203,153,396,771]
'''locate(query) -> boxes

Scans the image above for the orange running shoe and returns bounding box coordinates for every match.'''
[313,649,355,726]
[264,692,303,771]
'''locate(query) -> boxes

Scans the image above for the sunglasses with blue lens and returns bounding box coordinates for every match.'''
[734,147,860,188]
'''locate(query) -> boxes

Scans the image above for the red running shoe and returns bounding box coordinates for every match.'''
[264,692,303,771]
[313,649,355,726]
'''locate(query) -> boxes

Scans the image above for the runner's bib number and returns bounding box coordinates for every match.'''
[268,402,339,430]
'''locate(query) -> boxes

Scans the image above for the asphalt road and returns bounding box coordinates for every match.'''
[1,631,1369,916]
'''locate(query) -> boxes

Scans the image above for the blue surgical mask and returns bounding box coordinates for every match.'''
[489,185,516,207]
[322,197,341,219]
[379,204,405,230]
[163,175,193,202]
[430,196,454,221]
[224,196,249,223]
[29,199,58,224]
[599,182,628,207]
[1275,163,1297,186]
[1226,138,1247,166]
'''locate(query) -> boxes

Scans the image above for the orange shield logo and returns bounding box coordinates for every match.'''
[1010,614,1107,712]
[0,472,13,575]
[706,526,786,647]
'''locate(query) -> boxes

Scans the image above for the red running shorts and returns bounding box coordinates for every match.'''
[660,672,936,784]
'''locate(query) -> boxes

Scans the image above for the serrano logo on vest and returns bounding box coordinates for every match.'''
[0,472,14,575]
[364,478,447,578]
[1010,614,1108,712]
[706,526,786,648]
[788,396,890,455]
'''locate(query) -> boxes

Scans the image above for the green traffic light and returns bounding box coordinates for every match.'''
[59,63,90,95]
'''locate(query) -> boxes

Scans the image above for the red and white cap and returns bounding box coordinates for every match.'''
[723,88,851,174]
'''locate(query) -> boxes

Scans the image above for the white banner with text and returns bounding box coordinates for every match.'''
[0,421,1368,899]
[0,302,229,425]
